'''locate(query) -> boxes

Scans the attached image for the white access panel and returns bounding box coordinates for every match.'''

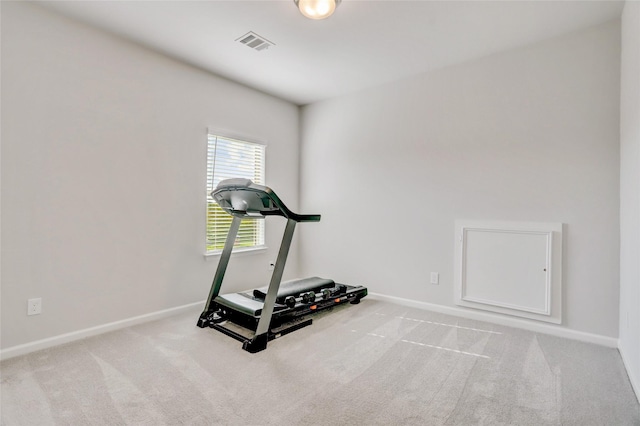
[454,220,563,324]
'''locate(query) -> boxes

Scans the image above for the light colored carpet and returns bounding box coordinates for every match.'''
[1,299,639,425]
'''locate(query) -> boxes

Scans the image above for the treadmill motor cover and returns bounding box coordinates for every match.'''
[253,277,335,301]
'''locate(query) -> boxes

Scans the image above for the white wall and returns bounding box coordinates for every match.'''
[619,0,640,398]
[1,2,300,350]
[300,20,621,338]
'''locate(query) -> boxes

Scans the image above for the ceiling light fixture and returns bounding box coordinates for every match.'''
[294,0,341,20]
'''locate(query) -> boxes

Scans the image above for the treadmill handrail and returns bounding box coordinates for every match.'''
[211,178,320,222]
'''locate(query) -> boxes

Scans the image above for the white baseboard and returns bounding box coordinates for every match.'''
[0,301,205,361]
[0,295,621,360]
[367,293,618,348]
[618,345,640,403]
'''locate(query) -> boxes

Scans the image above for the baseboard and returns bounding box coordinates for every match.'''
[0,301,205,361]
[1,295,620,360]
[367,293,618,348]
[618,344,640,403]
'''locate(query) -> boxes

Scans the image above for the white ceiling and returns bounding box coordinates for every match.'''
[37,0,624,106]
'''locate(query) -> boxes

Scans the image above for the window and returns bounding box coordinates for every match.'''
[206,133,266,254]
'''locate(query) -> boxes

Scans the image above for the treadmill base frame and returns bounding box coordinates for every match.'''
[197,284,367,353]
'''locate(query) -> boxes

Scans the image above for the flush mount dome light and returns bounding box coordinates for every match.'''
[294,0,341,20]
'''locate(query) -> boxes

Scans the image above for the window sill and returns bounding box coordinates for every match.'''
[204,245,268,258]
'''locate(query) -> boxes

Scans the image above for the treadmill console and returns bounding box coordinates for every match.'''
[211,178,320,222]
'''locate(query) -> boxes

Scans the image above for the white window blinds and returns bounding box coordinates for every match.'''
[206,134,266,253]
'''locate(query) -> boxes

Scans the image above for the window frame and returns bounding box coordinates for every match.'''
[205,130,267,256]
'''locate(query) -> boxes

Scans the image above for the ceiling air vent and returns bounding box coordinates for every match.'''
[236,31,274,52]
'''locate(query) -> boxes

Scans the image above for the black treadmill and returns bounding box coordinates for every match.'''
[197,178,367,353]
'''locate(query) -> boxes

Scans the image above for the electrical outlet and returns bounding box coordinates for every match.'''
[27,298,42,316]
[268,261,275,271]
[430,272,439,285]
